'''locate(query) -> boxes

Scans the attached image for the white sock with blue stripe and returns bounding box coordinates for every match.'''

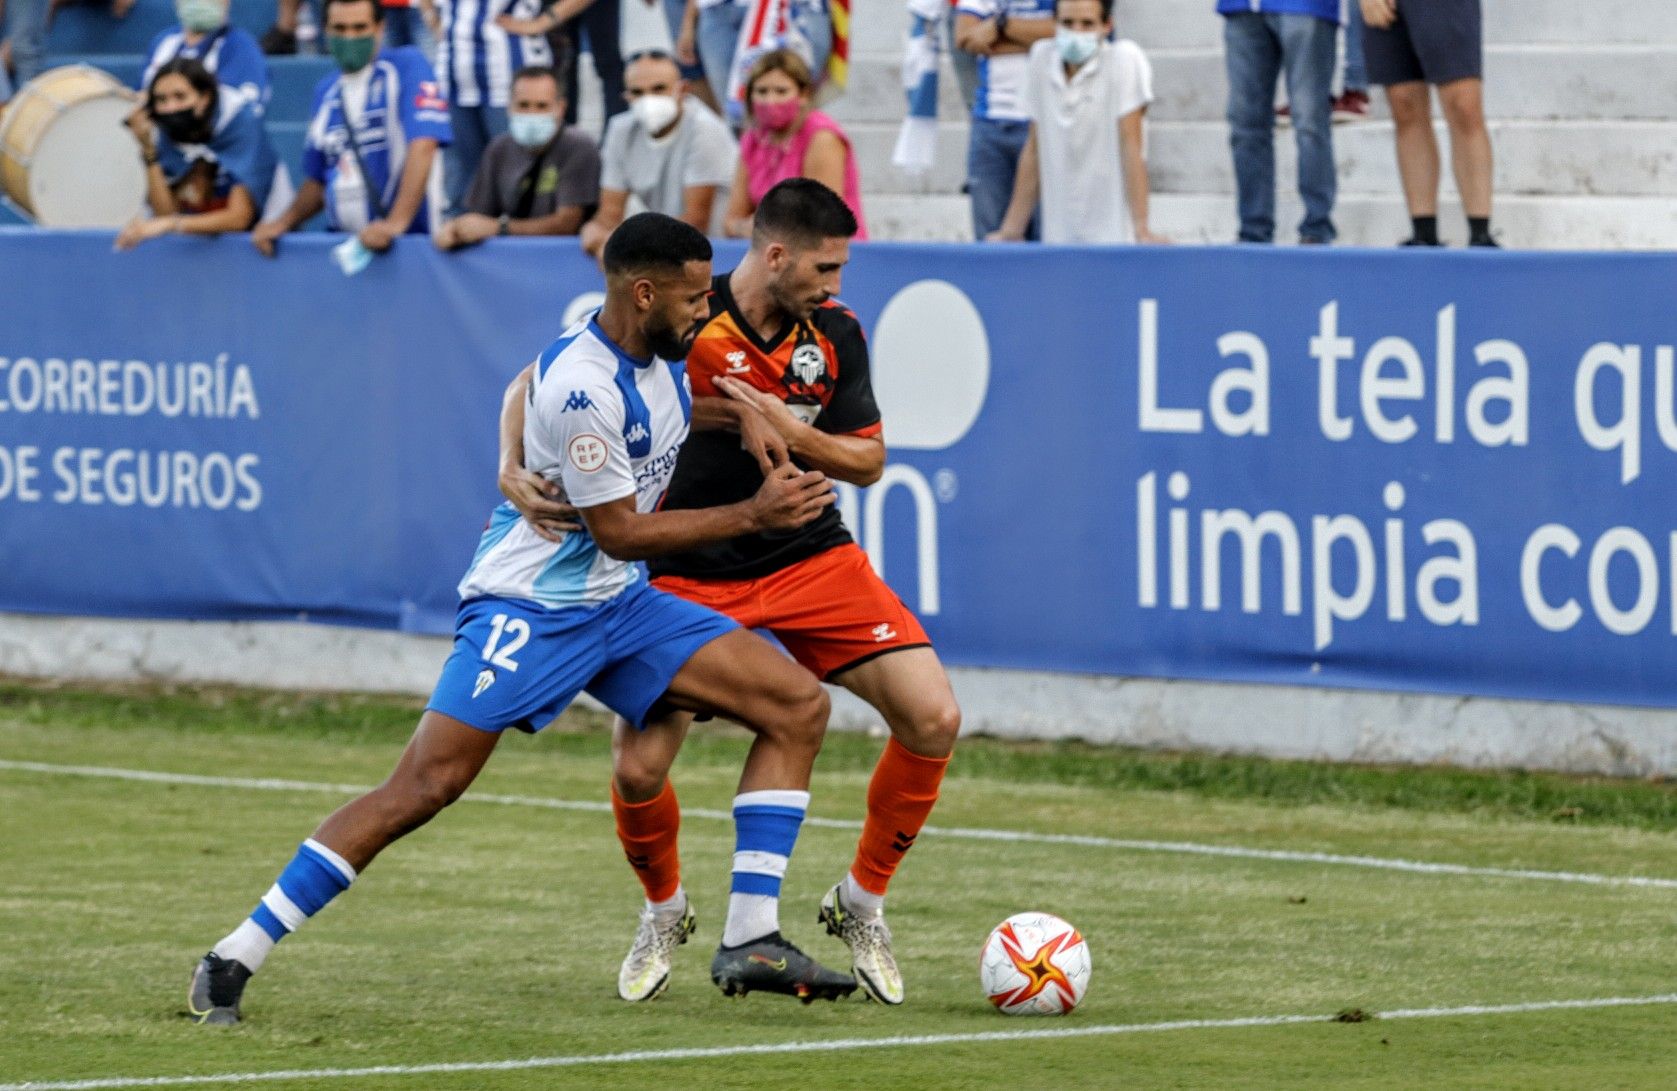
[722,789,809,947]
[212,838,357,973]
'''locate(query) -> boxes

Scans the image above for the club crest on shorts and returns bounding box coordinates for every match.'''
[472,669,495,699]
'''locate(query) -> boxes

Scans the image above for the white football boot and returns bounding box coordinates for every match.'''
[617,901,696,1001]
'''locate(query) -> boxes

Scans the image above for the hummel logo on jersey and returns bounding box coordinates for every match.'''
[562,391,594,412]
[472,669,495,699]
[872,623,897,642]
[725,351,750,374]
[625,422,650,444]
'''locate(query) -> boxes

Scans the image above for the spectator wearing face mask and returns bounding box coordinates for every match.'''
[250,0,451,256]
[116,58,288,250]
[434,64,599,248]
[986,0,1160,245]
[723,48,864,239]
[139,0,270,115]
[579,49,735,257]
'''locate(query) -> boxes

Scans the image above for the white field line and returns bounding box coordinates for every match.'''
[2,759,1676,891]
[3,993,1676,1091]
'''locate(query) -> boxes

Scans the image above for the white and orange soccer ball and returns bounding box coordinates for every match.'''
[978,912,1092,1015]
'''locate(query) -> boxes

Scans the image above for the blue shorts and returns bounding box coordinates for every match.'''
[426,580,739,733]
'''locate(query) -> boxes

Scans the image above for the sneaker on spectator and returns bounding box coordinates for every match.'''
[260,26,298,55]
[1332,90,1370,123]
[1401,237,1444,247]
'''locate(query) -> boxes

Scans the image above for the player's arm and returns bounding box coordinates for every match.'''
[580,463,832,562]
[497,362,581,541]
[691,396,790,474]
[718,376,885,486]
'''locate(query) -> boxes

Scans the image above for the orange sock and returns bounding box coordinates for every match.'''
[612,780,682,904]
[850,737,951,896]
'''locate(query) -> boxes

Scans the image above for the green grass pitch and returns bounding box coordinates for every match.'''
[1,682,1674,1090]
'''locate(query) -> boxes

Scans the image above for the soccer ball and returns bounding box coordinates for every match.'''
[979,911,1091,1015]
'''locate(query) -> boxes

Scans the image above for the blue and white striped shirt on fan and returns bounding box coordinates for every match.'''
[436,0,554,109]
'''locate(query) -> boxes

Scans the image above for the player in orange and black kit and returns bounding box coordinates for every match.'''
[500,180,961,1006]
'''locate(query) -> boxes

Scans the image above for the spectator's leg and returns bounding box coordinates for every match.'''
[966,118,1019,240]
[582,0,626,126]
[384,6,412,48]
[663,0,715,109]
[945,7,978,115]
[1342,0,1366,94]
[1438,76,1491,219]
[696,1,746,118]
[445,103,487,215]
[1281,13,1336,243]
[1385,80,1438,219]
[1223,12,1281,243]
[563,15,584,124]
[6,0,48,86]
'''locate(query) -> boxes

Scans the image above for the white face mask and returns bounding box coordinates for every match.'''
[630,93,680,135]
[1055,27,1100,65]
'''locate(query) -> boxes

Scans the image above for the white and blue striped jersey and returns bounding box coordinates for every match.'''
[437,0,553,108]
[954,0,1055,121]
[458,317,694,610]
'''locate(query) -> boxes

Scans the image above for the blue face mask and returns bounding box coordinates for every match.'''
[1056,27,1100,65]
[508,112,559,148]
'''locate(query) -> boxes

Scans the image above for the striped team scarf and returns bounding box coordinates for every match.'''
[891,0,944,174]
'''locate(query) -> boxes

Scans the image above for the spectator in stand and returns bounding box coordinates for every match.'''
[251,0,451,255]
[496,0,625,132]
[1362,0,1495,246]
[434,64,598,248]
[140,0,271,115]
[1278,2,1370,126]
[117,58,288,249]
[644,0,715,112]
[723,48,864,238]
[954,0,1055,241]
[580,49,735,256]
[0,0,49,103]
[432,0,554,212]
[1220,0,1338,244]
[380,0,436,58]
[986,0,1161,245]
[682,0,831,120]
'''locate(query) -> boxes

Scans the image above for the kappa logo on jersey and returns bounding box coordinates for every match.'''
[472,668,495,698]
[625,422,650,445]
[562,390,595,412]
[789,343,827,387]
[415,81,446,112]
[872,623,898,642]
[569,433,608,473]
[725,351,750,374]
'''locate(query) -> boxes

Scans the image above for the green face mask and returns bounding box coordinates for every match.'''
[327,33,377,73]
[175,0,224,32]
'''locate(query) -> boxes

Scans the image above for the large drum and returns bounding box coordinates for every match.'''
[0,65,146,227]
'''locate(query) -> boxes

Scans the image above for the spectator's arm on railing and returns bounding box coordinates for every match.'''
[360,137,439,252]
[986,124,1039,242]
[1120,106,1166,244]
[252,179,326,257]
[116,187,261,250]
[581,189,629,256]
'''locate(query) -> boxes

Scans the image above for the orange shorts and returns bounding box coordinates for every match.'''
[652,543,931,680]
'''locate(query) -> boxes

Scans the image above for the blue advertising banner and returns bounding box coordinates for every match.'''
[3,230,1676,708]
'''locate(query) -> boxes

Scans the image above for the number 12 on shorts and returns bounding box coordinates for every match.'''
[481,614,529,671]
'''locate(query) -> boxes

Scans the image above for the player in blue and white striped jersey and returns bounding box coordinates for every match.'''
[187,214,855,1026]
[434,0,552,211]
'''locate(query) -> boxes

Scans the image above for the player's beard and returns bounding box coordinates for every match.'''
[645,313,699,361]
[769,271,826,322]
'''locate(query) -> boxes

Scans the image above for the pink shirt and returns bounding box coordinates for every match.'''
[739,109,869,240]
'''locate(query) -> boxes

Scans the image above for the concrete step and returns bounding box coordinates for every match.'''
[849,0,1677,55]
[861,190,1677,249]
[850,116,1677,200]
[841,43,1677,125]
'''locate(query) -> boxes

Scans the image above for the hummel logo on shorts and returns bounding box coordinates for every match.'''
[872,623,897,642]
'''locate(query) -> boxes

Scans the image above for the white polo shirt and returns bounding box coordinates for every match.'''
[1023,37,1153,244]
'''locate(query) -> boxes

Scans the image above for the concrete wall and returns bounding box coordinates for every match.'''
[5,613,1673,777]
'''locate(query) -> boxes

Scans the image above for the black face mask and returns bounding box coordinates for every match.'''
[154,106,212,145]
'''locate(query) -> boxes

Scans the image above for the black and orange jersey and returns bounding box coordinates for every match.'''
[649,272,882,580]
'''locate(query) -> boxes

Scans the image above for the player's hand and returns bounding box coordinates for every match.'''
[716,376,806,445]
[251,218,286,257]
[1360,0,1396,29]
[359,219,398,252]
[749,463,833,532]
[735,399,791,475]
[499,464,581,542]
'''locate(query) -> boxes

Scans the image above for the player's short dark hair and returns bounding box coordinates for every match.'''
[322,0,384,22]
[1056,0,1114,19]
[751,179,858,251]
[511,65,563,97]
[602,212,713,279]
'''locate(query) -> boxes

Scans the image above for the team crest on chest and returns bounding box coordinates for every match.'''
[789,343,827,387]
